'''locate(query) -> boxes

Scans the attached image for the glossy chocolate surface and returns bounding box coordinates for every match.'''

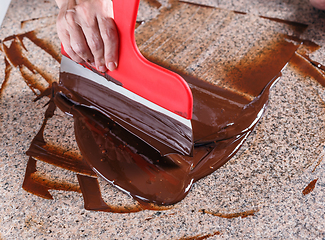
[36,34,300,205]
[2,11,324,211]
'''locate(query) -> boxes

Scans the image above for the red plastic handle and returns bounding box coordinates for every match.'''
[62,0,193,120]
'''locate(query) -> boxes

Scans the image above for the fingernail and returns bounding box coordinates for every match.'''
[107,62,117,71]
[90,62,96,68]
[98,65,107,72]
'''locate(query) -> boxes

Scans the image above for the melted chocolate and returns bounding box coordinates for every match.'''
[179,1,309,34]
[0,57,12,97]
[179,231,221,240]
[3,31,61,63]
[49,34,292,205]
[57,71,193,157]
[1,30,58,94]
[22,157,81,199]
[302,178,318,195]
[199,209,258,218]
[1,13,324,212]
[20,16,55,29]
[218,36,299,97]
[290,53,325,87]
[144,0,162,8]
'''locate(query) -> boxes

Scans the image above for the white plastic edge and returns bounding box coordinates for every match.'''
[60,56,192,129]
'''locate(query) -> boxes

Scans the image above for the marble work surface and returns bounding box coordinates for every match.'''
[0,0,325,239]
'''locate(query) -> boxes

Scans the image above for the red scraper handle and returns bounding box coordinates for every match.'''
[62,0,193,120]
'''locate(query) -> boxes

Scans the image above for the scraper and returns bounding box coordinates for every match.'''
[60,0,194,156]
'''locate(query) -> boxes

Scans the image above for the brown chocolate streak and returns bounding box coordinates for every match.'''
[144,0,162,8]
[199,209,258,219]
[179,0,308,33]
[144,212,175,221]
[179,231,221,240]
[26,91,95,176]
[20,15,55,29]
[224,36,300,97]
[25,84,173,211]
[22,157,81,199]
[2,34,56,94]
[300,53,325,73]
[259,16,308,32]
[4,30,61,63]
[0,57,12,97]
[312,157,323,172]
[302,178,318,195]
[289,53,325,87]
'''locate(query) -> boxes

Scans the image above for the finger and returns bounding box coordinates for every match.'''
[98,16,119,71]
[61,37,84,63]
[57,14,84,63]
[65,8,94,65]
[83,24,107,72]
[74,5,107,72]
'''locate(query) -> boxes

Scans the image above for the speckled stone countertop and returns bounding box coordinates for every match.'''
[0,0,325,239]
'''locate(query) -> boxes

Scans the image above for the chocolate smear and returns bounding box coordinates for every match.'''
[302,178,318,195]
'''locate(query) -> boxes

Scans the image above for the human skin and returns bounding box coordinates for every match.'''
[310,0,325,10]
[55,0,118,72]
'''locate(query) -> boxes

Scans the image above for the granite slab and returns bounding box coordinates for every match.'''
[0,0,324,239]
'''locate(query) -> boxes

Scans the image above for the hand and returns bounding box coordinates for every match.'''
[56,0,118,72]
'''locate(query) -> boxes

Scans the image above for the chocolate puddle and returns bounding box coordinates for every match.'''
[44,34,298,205]
[1,9,324,211]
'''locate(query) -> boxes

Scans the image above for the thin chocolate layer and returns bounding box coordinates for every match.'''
[58,71,193,157]
[51,53,283,205]
[2,19,323,210]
